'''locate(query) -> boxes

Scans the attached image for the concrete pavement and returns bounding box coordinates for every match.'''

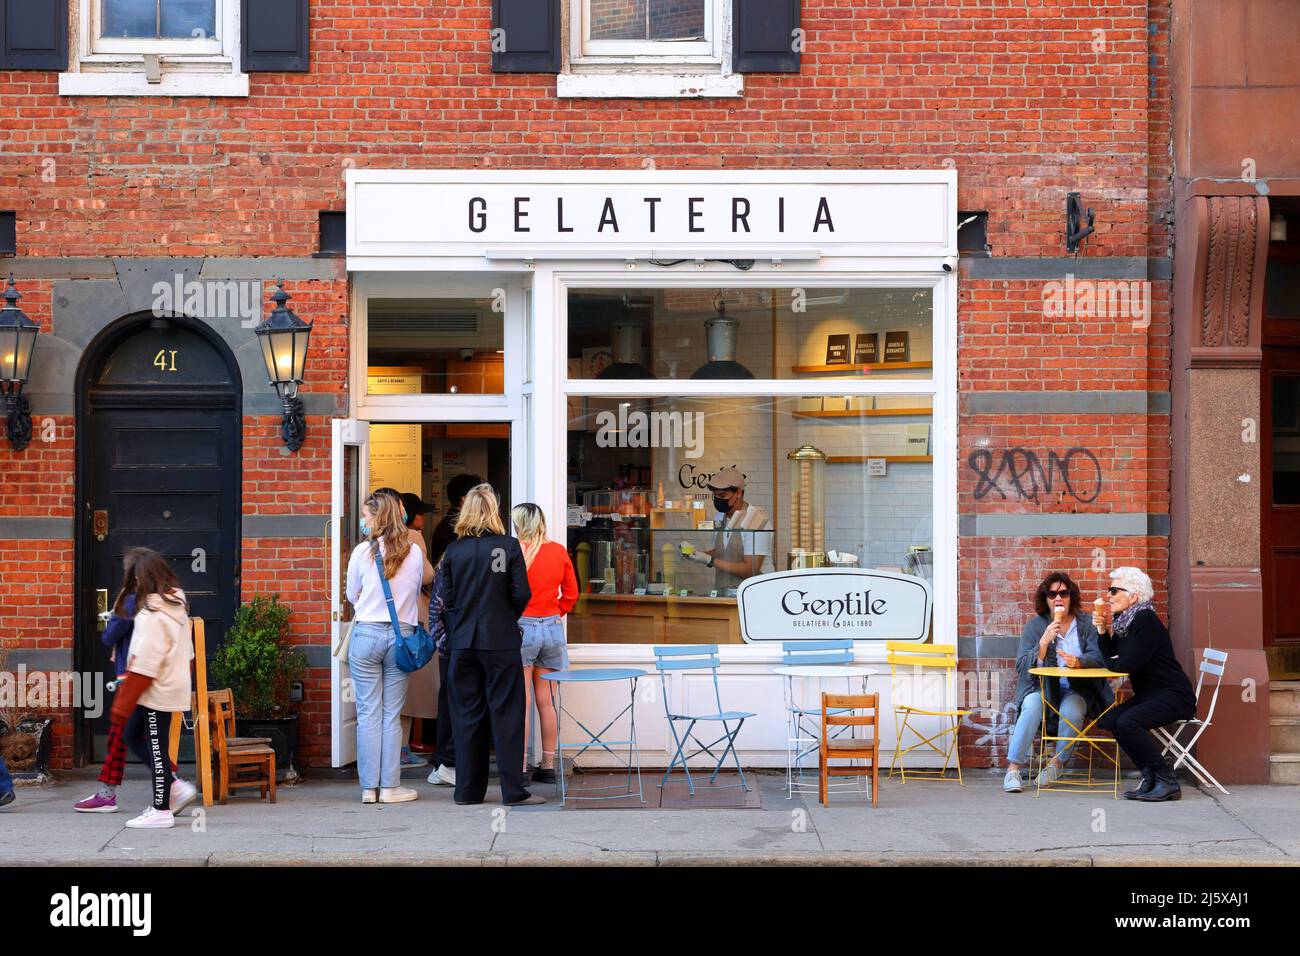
[2,768,1297,866]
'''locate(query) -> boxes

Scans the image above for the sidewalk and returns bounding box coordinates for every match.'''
[4,768,1297,867]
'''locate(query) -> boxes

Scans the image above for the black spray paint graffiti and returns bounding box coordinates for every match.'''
[968,448,1103,503]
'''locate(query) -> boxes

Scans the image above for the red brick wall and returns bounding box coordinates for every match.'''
[0,0,1172,771]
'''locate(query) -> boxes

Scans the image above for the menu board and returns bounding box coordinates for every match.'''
[825,334,851,364]
[854,332,880,365]
[884,330,910,363]
[367,367,422,496]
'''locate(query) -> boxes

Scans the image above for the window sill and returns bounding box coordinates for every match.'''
[59,70,250,98]
[557,71,743,99]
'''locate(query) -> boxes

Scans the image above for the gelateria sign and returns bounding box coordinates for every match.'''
[737,568,933,644]
[346,170,956,260]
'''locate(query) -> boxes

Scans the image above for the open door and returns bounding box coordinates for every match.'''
[331,419,369,767]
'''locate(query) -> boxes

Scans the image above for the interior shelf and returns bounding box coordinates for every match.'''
[793,407,933,419]
[791,360,933,374]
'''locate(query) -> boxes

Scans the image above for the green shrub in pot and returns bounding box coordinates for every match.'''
[209,595,306,719]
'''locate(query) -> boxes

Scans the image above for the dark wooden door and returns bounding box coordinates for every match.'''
[79,321,240,762]
[1261,346,1300,651]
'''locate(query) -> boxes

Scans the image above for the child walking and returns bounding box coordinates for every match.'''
[105,548,195,829]
[74,554,195,814]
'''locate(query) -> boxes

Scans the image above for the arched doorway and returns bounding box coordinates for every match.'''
[74,315,242,765]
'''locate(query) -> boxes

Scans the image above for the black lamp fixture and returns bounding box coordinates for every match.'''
[690,292,753,380]
[0,275,39,452]
[1065,192,1095,254]
[254,279,313,452]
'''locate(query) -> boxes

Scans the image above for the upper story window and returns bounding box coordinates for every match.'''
[574,0,718,64]
[96,0,222,54]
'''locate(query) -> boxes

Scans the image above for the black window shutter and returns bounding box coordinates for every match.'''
[734,0,801,73]
[492,0,560,74]
[242,0,310,72]
[0,0,68,71]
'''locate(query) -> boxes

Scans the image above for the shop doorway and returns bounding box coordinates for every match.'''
[330,418,511,767]
[1261,199,1300,679]
[76,315,242,764]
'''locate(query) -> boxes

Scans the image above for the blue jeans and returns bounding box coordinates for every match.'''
[0,754,12,797]
[348,621,411,790]
[1007,690,1087,767]
[520,616,568,670]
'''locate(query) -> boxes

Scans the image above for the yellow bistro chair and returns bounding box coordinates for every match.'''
[886,641,969,784]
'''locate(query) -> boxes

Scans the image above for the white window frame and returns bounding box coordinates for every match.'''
[573,0,720,65]
[60,0,249,98]
[559,0,743,99]
[93,0,224,56]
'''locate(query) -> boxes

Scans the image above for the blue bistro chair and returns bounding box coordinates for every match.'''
[653,645,756,796]
[781,640,855,796]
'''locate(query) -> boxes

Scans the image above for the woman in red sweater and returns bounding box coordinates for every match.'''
[511,503,578,784]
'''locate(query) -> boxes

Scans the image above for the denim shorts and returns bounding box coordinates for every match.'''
[520,616,569,670]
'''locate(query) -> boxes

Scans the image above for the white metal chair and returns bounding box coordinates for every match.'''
[1152,647,1229,795]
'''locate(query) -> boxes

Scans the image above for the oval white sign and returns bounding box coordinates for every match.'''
[736,568,933,644]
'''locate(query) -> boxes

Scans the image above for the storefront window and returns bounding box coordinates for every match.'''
[567,287,933,381]
[565,395,935,645]
[366,296,505,395]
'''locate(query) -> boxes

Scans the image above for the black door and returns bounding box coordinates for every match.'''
[78,319,241,763]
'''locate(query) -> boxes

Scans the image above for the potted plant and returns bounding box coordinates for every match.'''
[209,595,307,783]
[0,640,54,781]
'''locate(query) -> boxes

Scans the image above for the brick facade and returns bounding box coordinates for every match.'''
[0,1,1172,772]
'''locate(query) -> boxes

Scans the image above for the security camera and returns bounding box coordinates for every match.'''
[942,256,958,273]
[460,348,474,362]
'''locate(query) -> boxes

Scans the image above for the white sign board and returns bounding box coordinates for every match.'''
[347,170,956,260]
[737,568,933,644]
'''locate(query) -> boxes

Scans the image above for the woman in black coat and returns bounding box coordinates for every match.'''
[1094,566,1197,801]
[439,484,542,806]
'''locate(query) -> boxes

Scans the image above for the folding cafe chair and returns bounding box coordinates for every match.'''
[886,641,969,783]
[653,645,756,796]
[819,693,880,807]
[779,640,862,797]
[1152,647,1230,795]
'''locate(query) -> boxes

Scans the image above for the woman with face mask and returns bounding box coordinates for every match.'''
[344,492,428,804]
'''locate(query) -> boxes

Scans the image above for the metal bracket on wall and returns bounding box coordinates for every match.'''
[143,54,162,84]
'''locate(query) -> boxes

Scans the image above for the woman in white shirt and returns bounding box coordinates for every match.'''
[345,492,427,804]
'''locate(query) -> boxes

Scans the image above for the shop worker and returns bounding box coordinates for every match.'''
[107,547,194,830]
[1094,567,1197,802]
[1003,572,1111,793]
[680,465,773,589]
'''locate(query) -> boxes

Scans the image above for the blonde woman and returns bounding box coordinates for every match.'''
[511,503,578,784]
[440,484,542,805]
[345,492,427,805]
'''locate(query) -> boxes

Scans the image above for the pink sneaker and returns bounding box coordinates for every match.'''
[74,792,119,813]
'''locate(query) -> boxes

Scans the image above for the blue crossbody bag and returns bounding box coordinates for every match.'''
[374,547,435,673]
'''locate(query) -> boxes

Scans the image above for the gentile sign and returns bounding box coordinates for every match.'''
[737,568,933,644]
[346,170,956,260]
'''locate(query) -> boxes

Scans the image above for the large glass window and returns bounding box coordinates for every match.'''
[565,394,935,645]
[103,0,216,38]
[567,287,933,382]
[366,296,505,396]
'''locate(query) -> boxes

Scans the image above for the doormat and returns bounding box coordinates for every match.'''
[557,771,762,810]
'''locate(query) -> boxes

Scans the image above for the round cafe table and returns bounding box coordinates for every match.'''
[1027,666,1128,798]
[773,664,880,798]
[540,668,647,806]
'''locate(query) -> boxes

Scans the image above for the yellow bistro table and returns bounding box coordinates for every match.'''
[1027,667,1128,798]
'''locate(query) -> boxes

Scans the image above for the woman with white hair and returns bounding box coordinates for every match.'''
[1094,566,1197,802]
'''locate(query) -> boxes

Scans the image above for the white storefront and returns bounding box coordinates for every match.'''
[332,169,958,769]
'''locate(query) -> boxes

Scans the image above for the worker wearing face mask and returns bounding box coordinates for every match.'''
[679,465,774,590]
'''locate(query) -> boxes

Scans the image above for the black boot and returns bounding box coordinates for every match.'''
[1135,761,1181,802]
[1123,765,1156,800]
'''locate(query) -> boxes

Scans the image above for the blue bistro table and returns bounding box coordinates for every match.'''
[540,668,647,806]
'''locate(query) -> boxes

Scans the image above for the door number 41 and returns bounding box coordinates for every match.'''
[153,349,179,372]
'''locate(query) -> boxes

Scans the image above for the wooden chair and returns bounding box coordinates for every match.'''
[204,689,277,804]
[819,692,880,807]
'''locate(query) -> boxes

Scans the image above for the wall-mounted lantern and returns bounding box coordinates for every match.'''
[0,276,39,451]
[254,279,313,452]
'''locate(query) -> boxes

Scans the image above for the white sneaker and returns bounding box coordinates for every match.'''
[125,807,175,829]
[1037,761,1063,787]
[361,788,378,804]
[1002,768,1023,793]
[170,777,197,814]
[378,786,419,804]
[428,764,455,787]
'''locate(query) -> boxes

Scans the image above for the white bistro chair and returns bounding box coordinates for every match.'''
[1152,647,1229,795]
